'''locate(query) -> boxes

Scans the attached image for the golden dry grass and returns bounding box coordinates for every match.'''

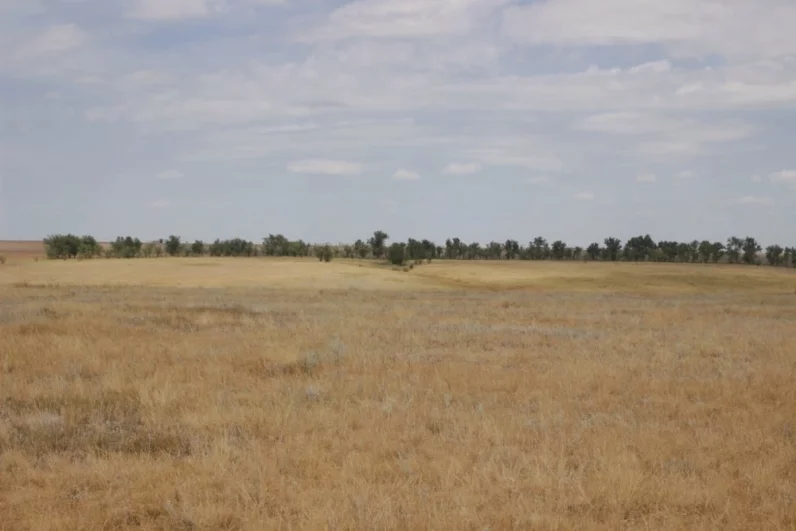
[1,258,795,530]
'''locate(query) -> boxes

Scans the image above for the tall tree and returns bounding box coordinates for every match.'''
[726,237,742,264]
[603,238,622,261]
[742,237,762,265]
[586,243,601,261]
[165,235,182,257]
[551,240,567,260]
[765,244,784,266]
[369,231,389,259]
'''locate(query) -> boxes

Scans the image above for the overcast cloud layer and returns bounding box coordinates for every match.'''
[1,0,795,244]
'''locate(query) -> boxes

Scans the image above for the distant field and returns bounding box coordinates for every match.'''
[2,256,795,294]
[0,240,46,260]
[1,258,795,529]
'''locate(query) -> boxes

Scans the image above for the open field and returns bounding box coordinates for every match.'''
[0,241,47,261]
[1,259,795,529]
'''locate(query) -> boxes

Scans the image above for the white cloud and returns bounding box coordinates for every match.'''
[676,82,704,96]
[502,0,796,59]
[636,173,657,183]
[733,195,774,205]
[148,199,171,209]
[392,168,420,181]
[576,192,595,201]
[288,159,363,175]
[156,169,184,180]
[628,60,672,74]
[305,0,510,41]
[751,174,763,182]
[442,162,482,175]
[770,170,796,182]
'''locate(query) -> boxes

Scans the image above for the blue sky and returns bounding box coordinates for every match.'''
[1,0,795,246]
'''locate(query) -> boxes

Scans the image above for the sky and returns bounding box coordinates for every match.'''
[1,0,795,246]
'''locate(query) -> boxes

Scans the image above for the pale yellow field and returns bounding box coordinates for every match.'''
[1,259,795,530]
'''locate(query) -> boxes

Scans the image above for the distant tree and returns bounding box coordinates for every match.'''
[369,231,389,259]
[726,237,743,264]
[407,238,428,261]
[44,234,81,259]
[387,242,406,265]
[465,242,481,260]
[784,247,795,267]
[110,236,142,259]
[765,244,783,266]
[354,239,370,259]
[624,235,656,261]
[573,246,584,261]
[529,237,549,260]
[697,240,713,263]
[504,239,520,260]
[78,235,102,259]
[165,235,182,257]
[586,243,601,261]
[263,234,292,256]
[742,237,762,265]
[710,242,726,263]
[422,239,437,262]
[551,240,567,260]
[142,242,157,258]
[315,245,333,262]
[191,240,205,256]
[603,238,622,261]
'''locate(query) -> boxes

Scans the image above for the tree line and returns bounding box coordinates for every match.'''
[42,232,796,268]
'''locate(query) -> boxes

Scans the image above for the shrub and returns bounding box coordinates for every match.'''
[387,242,406,266]
[315,245,333,262]
[0,255,6,265]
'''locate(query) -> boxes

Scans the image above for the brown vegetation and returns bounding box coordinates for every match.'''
[1,259,795,529]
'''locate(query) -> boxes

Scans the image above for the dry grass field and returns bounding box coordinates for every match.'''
[1,258,795,530]
[0,241,47,262]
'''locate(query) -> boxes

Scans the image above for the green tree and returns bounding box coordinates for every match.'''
[354,239,370,259]
[603,237,622,261]
[43,234,81,259]
[551,240,567,260]
[165,235,182,257]
[742,237,761,265]
[765,244,783,266]
[504,239,519,260]
[191,240,205,256]
[586,243,601,261]
[387,242,406,265]
[78,235,102,259]
[369,231,389,259]
[726,237,742,264]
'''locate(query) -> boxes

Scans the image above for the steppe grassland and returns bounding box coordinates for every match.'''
[1,258,795,530]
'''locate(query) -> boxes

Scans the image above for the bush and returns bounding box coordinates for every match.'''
[0,255,6,265]
[315,245,333,262]
[387,243,406,266]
